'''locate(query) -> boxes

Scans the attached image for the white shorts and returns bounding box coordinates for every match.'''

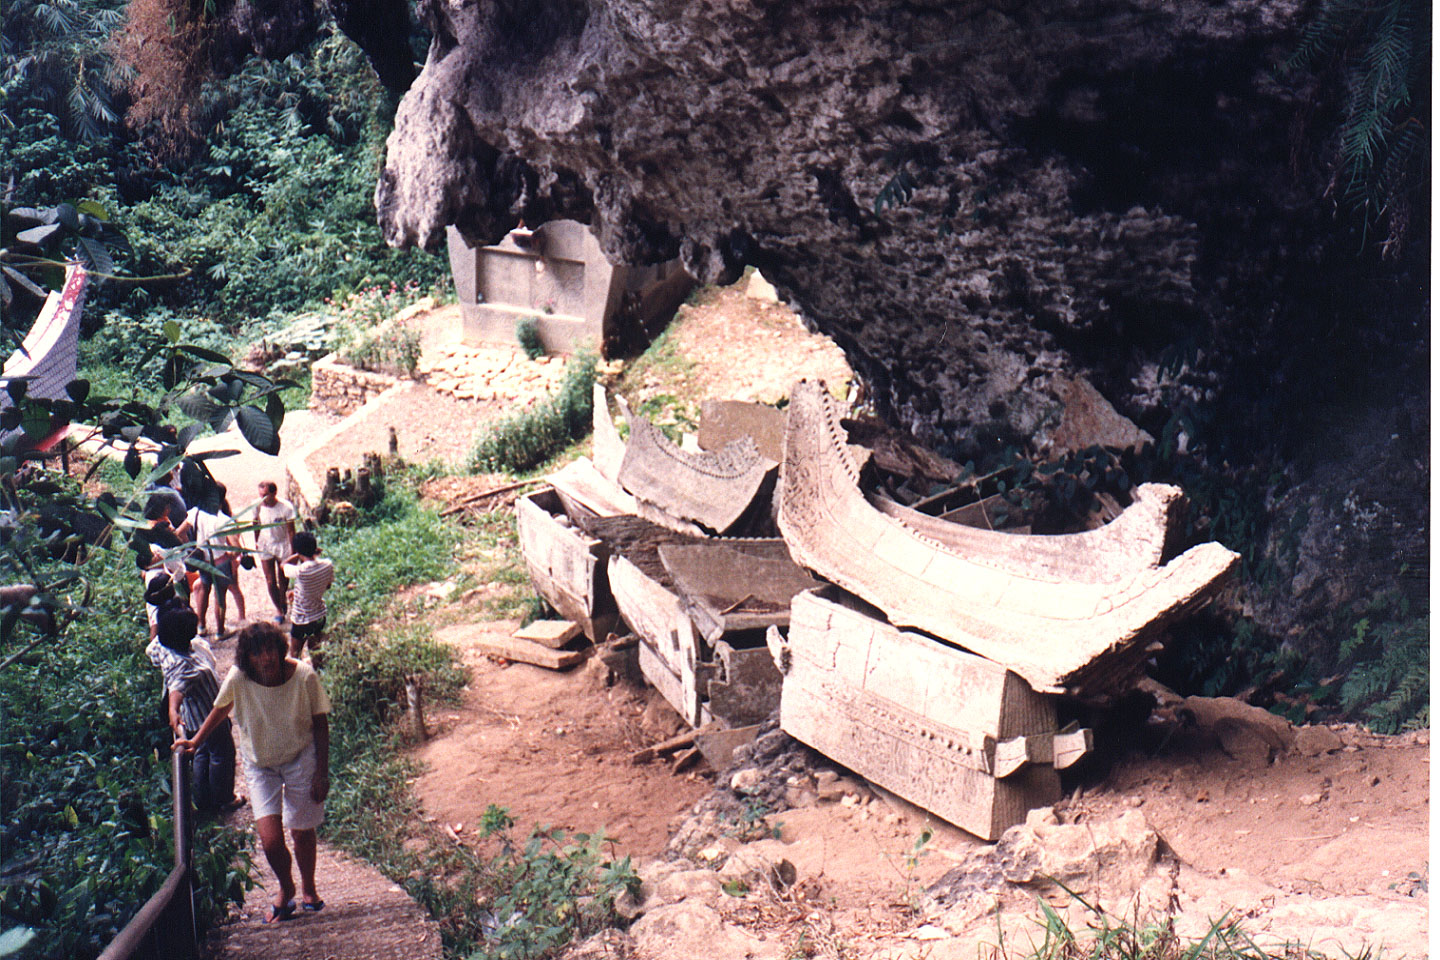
[257,541,289,563]
[243,740,324,830]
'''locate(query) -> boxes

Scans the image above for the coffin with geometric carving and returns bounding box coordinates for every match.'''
[769,588,1092,840]
[777,379,1239,697]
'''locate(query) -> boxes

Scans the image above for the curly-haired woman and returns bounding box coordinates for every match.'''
[177,621,330,923]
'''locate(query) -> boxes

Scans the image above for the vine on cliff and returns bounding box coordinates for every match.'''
[1288,0,1429,255]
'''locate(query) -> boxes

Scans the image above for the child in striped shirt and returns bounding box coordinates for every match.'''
[282,531,334,661]
[146,604,240,813]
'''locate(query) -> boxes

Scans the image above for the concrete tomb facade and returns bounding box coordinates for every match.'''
[447,220,693,356]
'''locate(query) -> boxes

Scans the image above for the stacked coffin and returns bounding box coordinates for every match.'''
[517,386,819,729]
[517,379,1239,840]
[768,380,1239,838]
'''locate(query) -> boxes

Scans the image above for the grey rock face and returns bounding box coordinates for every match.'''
[376,0,1338,444]
[370,0,1426,647]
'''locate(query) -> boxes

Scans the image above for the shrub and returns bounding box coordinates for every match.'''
[469,356,597,475]
[1335,599,1429,733]
[339,322,423,377]
[515,318,545,360]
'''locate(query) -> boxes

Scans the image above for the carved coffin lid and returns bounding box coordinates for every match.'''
[658,540,820,640]
[617,405,777,534]
[868,484,1181,585]
[776,379,1240,694]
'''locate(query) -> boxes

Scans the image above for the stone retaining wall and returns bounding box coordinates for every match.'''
[310,353,401,417]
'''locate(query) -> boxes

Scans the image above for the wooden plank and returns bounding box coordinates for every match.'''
[694,723,762,771]
[437,623,588,669]
[548,456,637,518]
[658,540,817,641]
[513,619,582,649]
[631,722,715,763]
[614,555,707,726]
[592,384,627,484]
[638,640,705,727]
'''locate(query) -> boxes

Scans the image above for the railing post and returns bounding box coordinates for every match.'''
[171,744,199,959]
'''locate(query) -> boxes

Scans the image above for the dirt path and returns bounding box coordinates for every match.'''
[412,624,712,859]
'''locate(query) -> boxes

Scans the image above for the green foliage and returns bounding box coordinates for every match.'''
[1335,601,1429,733]
[339,323,423,377]
[324,283,427,377]
[0,547,249,959]
[1,0,126,142]
[470,811,639,960]
[898,826,933,912]
[3,19,447,347]
[469,357,598,475]
[325,624,467,734]
[320,487,461,636]
[1287,0,1429,254]
[515,318,545,361]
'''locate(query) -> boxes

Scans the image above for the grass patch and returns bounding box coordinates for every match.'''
[468,356,597,475]
[1005,888,1338,960]
[612,321,700,440]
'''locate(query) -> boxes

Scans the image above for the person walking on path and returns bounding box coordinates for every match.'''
[179,496,243,638]
[283,531,334,661]
[247,481,296,622]
[176,621,331,923]
[148,604,240,814]
[217,484,249,624]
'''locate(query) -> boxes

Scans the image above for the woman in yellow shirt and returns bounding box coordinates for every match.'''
[178,621,331,923]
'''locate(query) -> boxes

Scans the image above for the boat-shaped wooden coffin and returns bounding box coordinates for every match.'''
[769,587,1091,840]
[776,379,1239,697]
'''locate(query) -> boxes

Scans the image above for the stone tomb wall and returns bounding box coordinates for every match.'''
[309,353,399,418]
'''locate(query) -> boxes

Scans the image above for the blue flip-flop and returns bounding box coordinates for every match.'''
[301,899,325,913]
[262,900,296,924]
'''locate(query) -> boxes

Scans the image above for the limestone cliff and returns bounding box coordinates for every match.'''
[362,0,1425,651]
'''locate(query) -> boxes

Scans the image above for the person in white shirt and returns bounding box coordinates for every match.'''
[248,481,297,622]
[282,531,334,661]
[176,621,330,920]
[179,501,242,638]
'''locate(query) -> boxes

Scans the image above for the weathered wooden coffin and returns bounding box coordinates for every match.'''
[598,516,796,728]
[516,487,617,642]
[777,379,1240,696]
[770,587,1091,840]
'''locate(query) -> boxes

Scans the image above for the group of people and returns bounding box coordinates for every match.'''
[141,475,337,924]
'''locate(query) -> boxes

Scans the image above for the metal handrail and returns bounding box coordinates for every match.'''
[96,745,197,960]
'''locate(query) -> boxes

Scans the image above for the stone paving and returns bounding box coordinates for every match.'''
[417,343,568,404]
